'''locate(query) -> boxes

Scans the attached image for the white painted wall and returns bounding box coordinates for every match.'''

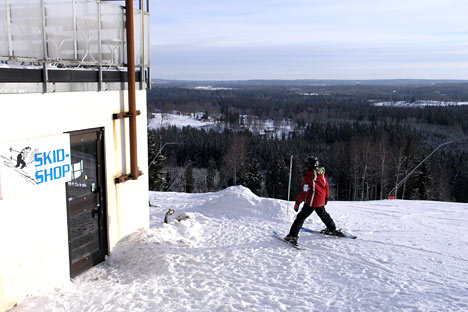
[0,89,149,311]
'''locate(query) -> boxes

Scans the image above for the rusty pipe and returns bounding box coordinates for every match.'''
[125,0,139,179]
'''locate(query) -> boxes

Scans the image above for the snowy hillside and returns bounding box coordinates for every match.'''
[13,186,468,311]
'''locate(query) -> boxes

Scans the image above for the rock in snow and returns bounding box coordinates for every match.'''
[13,186,468,311]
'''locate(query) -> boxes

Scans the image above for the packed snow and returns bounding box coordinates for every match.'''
[12,186,468,311]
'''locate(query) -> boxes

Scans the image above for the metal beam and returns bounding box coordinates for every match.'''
[98,0,103,91]
[6,0,12,58]
[41,0,48,92]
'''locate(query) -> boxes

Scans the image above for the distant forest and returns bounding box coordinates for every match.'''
[147,82,468,202]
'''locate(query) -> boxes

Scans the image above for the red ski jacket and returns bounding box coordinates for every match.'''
[295,170,329,208]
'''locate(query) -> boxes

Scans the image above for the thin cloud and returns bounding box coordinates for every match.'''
[150,0,468,79]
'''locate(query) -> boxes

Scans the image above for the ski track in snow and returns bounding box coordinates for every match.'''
[12,186,468,312]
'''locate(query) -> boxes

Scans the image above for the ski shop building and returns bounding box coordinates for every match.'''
[0,1,150,310]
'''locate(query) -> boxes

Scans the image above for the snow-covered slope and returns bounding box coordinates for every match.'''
[12,186,468,311]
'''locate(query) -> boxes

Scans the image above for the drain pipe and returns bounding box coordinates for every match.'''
[126,0,139,180]
[114,0,142,183]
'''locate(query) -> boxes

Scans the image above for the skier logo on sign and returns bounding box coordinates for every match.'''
[14,147,31,169]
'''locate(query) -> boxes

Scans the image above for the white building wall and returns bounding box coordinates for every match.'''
[0,89,149,311]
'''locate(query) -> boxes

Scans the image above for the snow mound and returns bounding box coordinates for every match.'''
[185,185,289,221]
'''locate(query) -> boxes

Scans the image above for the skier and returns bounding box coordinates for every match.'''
[285,156,336,245]
[15,147,31,169]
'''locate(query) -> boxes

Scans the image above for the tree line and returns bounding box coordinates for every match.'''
[148,123,467,202]
[147,83,468,202]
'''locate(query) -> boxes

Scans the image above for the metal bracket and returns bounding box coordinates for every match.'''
[112,110,141,120]
[115,171,143,184]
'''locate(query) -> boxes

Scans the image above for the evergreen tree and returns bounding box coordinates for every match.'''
[148,129,166,191]
[451,153,468,202]
[242,161,262,195]
[266,154,288,199]
[410,160,431,200]
[149,154,166,191]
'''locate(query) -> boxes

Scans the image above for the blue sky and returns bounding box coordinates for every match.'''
[150,0,468,80]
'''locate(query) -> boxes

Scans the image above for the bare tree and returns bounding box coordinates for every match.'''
[223,136,247,185]
[391,146,407,199]
[378,133,390,199]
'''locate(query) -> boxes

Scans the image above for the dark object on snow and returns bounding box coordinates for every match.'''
[164,209,175,224]
[284,234,298,246]
[175,213,190,222]
[301,227,357,239]
[273,231,304,250]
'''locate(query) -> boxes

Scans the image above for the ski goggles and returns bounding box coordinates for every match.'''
[316,167,325,174]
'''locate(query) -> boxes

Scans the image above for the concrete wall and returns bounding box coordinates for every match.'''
[0,89,149,311]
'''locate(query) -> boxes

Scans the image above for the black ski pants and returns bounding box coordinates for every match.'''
[288,204,336,237]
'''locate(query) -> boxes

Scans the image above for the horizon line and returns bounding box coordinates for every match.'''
[151,77,468,82]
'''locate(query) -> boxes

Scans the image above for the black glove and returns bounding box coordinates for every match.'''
[325,198,329,205]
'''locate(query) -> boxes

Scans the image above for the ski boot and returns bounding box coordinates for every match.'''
[320,228,345,237]
[284,234,298,246]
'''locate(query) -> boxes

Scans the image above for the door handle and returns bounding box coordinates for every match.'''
[92,205,100,218]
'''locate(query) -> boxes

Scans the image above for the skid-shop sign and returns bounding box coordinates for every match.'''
[0,134,72,199]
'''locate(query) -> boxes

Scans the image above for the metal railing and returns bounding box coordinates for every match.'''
[0,0,149,69]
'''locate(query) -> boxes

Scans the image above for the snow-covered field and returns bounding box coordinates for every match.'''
[193,86,233,91]
[373,100,468,107]
[12,186,468,311]
[148,113,295,138]
[148,113,216,130]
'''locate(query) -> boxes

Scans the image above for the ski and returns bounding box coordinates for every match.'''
[301,227,357,239]
[1,157,36,184]
[273,231,304,250]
